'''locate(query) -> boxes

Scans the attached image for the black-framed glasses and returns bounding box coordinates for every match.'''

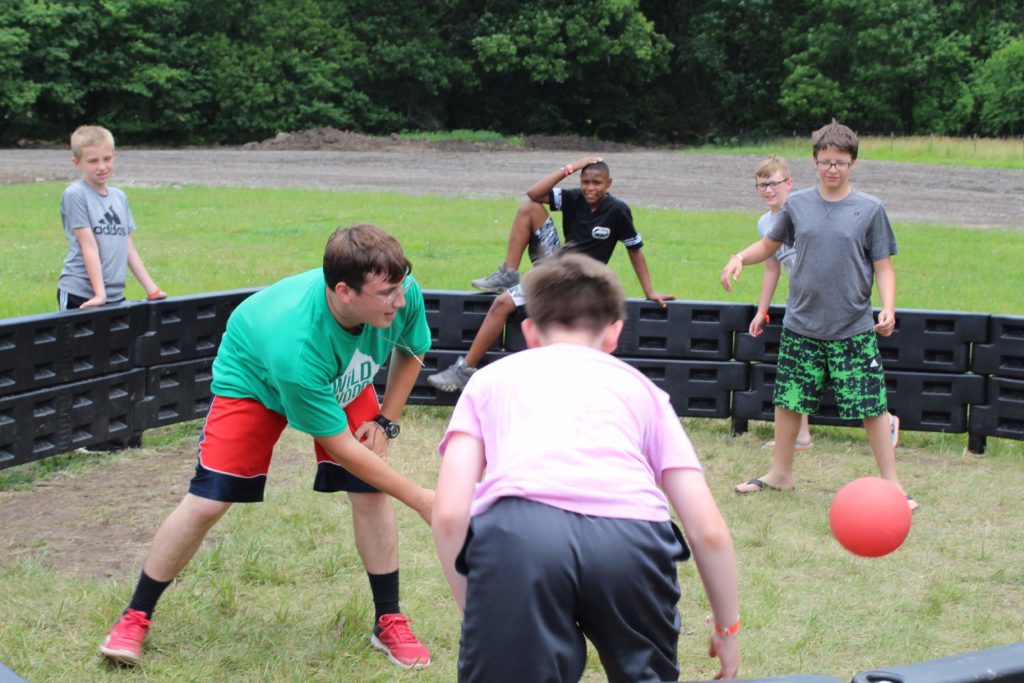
[814,159,852,170]
[755,179,789,192]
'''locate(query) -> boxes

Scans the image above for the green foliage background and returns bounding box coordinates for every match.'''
[1,0,1022,144]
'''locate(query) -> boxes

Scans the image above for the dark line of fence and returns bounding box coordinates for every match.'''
[2,291,1022,470]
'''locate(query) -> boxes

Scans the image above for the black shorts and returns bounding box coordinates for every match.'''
[457,497,687,683]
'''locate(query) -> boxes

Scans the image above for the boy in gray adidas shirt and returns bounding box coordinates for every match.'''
[57,125,165,310]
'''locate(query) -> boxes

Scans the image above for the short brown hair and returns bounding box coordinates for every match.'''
[522,251,625,336]
[755,155,790,179]
[323,224,411,290]
[70,125,115,159]
[812,119,859,160]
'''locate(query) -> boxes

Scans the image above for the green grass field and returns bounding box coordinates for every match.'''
[1,184,1022,319]
[697,135,1024,169]
[1,179,1023,681]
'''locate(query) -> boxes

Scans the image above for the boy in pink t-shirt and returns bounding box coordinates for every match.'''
[433,252,740,682]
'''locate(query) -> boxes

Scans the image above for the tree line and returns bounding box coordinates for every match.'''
[2,0,1022,145]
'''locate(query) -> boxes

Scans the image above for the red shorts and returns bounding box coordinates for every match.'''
[189,385,382,502]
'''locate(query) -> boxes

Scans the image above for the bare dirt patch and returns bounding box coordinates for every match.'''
[2,128,1021,228]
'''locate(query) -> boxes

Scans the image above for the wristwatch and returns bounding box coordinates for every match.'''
[373,414,400,439]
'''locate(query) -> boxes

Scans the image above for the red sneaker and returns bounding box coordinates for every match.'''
[99,609,151,665]
[371,613,431,669]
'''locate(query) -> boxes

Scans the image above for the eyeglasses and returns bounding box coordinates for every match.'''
[755,179,789,192]
[361,278,412,307]
[814,159,852,170]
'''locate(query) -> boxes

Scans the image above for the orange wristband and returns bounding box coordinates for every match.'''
[708,615,741,637]
[758,308,770,323]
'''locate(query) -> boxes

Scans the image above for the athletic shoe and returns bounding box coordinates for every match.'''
[427,356,476,393]
[371,613,431,669]
[99,608,151,665]
[890,414,900,449]
[471,264,520,293]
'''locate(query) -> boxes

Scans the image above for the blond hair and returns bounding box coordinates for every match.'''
[811,119,859,160]
[70,125,115,159]
[755,155,790,179]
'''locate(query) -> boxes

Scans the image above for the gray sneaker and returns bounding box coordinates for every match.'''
[471,264,520,293]
[427,356,477,393]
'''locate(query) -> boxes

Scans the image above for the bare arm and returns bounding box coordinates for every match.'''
[433,432,486,612]
[126,235,162,297]
[662,468,740,679]
[719,237,782,292]
[627,248,675,307]
[315,428,433,523]
[526,155,604,203]
[750,258,782,337]
[873,257,896,336]
[353,348,425,456]
[72,227,106,307]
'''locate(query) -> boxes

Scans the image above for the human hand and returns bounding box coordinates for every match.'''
[354,421,389,460]
[708,632,740,680]
[146,288,167,301]
[646,292,675,308]
[874,308,896,337]
[575,155,604,170]
[720,255,743,292]
[80,294,107,308]
[748,311,767,337]
[414,487,435,525]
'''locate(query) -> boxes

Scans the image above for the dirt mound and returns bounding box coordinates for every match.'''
[242,127,645,153]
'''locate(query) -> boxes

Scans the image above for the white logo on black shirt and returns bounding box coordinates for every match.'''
[592,226,611,239]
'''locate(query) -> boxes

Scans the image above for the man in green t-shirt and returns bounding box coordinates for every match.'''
[100,224,435,670]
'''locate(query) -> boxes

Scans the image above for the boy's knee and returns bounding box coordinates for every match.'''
[516,200,549,226]
[488,293,516,316]
[181,495,231,526]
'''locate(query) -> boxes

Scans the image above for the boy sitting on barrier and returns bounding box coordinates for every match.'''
[433,251,740,682]
[57,125,166,310]
[427,157,674,393]
[721,120,915,511]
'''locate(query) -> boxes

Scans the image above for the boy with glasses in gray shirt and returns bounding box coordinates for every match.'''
[721,120,915,512]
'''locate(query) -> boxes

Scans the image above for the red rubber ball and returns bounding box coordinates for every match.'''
[829,477,912,557]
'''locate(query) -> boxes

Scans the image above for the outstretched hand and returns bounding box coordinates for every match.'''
[720,257,743,292]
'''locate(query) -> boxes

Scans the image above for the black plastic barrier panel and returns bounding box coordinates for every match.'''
[374,349,509,408]
[850,641,1024,683]
[506,300,753,360]
[971,314,1024,380]
[735,308,988,373]
[133,289,258,367]
[686,676,844,683]
[0,303,143,398]
[732,365,984,433]
[970,376,1024,443]
[624,358,748,418]
[138,358,216,430]
[421,290,503,351]
[0,370,145,469]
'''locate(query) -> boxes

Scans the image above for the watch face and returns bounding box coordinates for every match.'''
[384,423,400,439]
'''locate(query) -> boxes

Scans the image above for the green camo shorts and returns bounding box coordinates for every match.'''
[774,328,888,420]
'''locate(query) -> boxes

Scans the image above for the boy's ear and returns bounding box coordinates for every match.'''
[521,318,542,349]
[333,281,356,303]
[600,319,624,354]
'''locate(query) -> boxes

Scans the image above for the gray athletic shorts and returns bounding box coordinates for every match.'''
[456,497,688,683]
[508,217,562,306]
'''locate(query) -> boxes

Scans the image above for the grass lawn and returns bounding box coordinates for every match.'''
[1,181,1022,681]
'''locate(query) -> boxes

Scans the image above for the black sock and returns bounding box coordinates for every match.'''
[368,570,400,626]
[127,570,172,617]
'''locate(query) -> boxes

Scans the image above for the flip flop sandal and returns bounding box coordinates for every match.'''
[736,478,783,494]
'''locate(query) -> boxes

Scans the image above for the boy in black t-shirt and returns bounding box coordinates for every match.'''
[428,159,674,393]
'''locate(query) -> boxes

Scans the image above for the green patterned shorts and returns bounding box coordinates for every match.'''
[774,328,888,420]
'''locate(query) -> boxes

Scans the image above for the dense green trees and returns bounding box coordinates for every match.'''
[0,0,1020,144]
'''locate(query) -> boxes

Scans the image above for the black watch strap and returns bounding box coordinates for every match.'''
[373,414,400,439]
